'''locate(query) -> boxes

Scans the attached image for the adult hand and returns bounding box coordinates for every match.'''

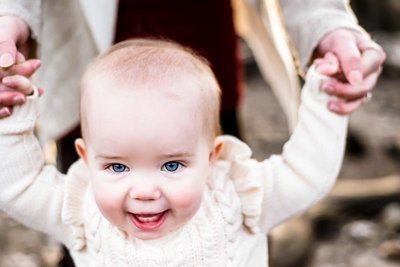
[314,28,386,115]
[0,15,30,67]
[0,15,34,118]
[0,59,41,118]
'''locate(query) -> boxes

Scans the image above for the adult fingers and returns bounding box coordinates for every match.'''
[321,70,380,100]
[0,59,41,79]
[334,38,364,86]
[2,75,34,95]
[9,59,41,77]
[0,40,18,68]
[359,46,386,78]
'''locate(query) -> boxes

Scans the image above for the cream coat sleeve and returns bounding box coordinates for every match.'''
[0,0,42,40]
[0,92,75,247]
[280,0,364,71]
[256,67,349,232]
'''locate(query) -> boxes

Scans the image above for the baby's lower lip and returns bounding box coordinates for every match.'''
[129,210,168,231]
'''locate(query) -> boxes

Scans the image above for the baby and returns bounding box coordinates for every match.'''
[0,39,351,266]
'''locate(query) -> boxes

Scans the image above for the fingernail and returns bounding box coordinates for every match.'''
[13,95,25,104]
[348,70,362,85]
[0,107,10,117]
[0,53,14,68]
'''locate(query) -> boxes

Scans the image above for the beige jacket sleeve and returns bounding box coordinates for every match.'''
[0,0,42,40]
[280,0,365,71]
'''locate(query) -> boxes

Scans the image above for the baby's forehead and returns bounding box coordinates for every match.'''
[86,71,204,98]
[81,75,209,141]
[82,73,209,122]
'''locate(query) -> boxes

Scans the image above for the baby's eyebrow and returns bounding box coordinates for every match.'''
[94,153,194,160]
[161,152,194,159]
[95,155,126,160]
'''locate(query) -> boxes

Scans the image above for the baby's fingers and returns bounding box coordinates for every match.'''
[315,52,340,75]
[2,75,34,95]
[327,98,365,115]
[0,106,12,118]
[0,88,24,119]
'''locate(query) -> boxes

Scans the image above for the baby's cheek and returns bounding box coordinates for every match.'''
[177,192,200,208]
[170,182,204,211]
[92,182,124,222]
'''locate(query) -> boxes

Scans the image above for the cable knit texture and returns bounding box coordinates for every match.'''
[0,67,348,266]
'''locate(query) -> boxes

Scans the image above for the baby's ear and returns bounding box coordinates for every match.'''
[74,138,88,164]
[209,139,223,166]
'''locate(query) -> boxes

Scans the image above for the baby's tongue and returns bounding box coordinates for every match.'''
[135,213,163,223]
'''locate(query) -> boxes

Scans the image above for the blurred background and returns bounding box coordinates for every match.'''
[0,1,399,266]
[243,1,400,266]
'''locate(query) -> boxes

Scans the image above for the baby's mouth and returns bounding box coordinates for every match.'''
[129,210,168,231]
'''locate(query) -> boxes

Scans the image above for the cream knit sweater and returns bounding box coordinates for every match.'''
[0,68,348,266]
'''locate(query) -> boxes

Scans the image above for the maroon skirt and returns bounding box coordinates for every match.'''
[114,0,243,112]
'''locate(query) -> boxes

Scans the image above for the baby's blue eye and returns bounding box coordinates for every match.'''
[109,163,129,173]
[162,161,181,172]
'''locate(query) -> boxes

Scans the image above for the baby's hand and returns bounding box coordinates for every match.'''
[0,57,41,118]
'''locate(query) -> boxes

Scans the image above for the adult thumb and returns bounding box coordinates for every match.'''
[336,40,363,85]
[0,40,18,68]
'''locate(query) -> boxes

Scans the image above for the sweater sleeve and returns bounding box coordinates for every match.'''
[0,93,74,247]
[0,0,42,41]
[257,66,349,232]
[279,0,365,71]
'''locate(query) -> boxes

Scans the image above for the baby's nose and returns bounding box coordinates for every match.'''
[128,177,161,201]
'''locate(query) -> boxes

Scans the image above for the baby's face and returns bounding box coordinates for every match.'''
[77,77,219,240]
